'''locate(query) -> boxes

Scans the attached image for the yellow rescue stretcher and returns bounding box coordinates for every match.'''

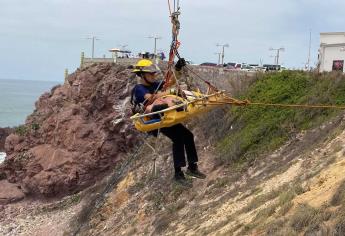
[130,90,230,132]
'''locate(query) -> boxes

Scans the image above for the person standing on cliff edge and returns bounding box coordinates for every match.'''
[131,59,206,187]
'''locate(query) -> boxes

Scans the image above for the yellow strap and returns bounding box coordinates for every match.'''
[209,95,345,110]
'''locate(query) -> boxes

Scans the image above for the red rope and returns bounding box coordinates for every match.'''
[168,0,172,16]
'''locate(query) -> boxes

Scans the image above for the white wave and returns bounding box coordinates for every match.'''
[0,152,6,164]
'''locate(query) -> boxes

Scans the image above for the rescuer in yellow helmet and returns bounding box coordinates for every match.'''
[131,58,206,187]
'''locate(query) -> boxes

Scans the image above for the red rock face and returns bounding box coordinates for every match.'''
[1,63,139,198]
[0,180,25,204]
[0,128,13,152]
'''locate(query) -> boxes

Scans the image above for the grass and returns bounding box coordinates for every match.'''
[236,183,308,235]
[37,193,81,214]
[289,203,332,232]
[254,204,277,221]
[240,183,297,214]
[290,204,317,232]
[152,212,176,234]
[264,219,292,236]
[331,180,345,206]
[240,189,281,213]
[213,71,345,164]
[333,215,345,236]
[278,201,294,216]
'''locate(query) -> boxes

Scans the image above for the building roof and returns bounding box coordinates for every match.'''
[320,32,345,35]
[320,43,345,47]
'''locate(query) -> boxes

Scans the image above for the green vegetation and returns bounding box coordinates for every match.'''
[290,203,331,232]
[15,125,29,136]
[216,71,345,164]
[15,123,40,136]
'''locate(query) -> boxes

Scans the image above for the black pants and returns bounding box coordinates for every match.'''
[160,124,198,170]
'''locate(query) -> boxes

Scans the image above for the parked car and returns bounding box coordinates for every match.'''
[226,62,242,69]
[200,62,218,67]
[263,64,281,71]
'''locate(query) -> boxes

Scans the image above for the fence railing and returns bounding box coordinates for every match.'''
[79,52,141,68]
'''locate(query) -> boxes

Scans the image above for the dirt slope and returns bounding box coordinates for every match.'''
[72,114,345,236]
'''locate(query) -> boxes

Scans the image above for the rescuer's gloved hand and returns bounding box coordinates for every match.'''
[169,88,177,95]
[169,87,185,98]
[175,58,187,71]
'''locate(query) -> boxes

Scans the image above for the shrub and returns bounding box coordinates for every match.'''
[290,204,317,232]
[15,125,28,136]
[331,180,345,206]
[216,71,345,164]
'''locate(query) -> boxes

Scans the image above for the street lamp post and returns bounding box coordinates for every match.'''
[148,35,162,64]
[86,36,99,59]
[269,47,285,65]
[214,52,222,65]
[217,43,229,65]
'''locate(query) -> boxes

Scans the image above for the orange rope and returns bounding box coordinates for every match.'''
[167,0,172,16]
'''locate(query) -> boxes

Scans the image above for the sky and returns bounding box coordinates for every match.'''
[1,0,345,82]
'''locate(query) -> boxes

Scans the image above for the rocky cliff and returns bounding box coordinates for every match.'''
[2,66,345,235]
[1,63,139,198]
[0,128,13,152]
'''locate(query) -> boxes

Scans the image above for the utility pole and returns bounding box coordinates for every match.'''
[217,43,229,65]
[306,30,312,70]
[148,35,162,64]
[269,47,285,65]
[86,36,99,59]
[260,58,264,66]
[214,52,222,65]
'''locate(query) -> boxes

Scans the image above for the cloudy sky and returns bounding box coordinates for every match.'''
[1,0,344,82]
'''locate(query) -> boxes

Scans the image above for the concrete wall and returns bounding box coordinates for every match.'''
[319,33,345,72]
[81,58,140,68]
[80,57,256,95]
[319,46,345,72]
[188,65,256,95]
[320,32,345,44]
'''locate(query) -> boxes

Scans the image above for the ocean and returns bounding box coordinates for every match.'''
[0,79,59,128]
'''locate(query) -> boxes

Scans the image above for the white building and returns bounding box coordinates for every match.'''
[318,32,345,72]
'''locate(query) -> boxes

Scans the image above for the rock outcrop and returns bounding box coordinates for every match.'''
[1,63,139,198]
[0,180,25,204]
[0,128,13,152]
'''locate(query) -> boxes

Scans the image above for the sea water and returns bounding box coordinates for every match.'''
[0,152,6,164]
[0,79,59,127]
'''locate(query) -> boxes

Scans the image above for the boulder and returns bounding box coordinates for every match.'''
[0,180,24,204]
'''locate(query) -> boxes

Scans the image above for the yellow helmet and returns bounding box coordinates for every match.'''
[132,59,159,74]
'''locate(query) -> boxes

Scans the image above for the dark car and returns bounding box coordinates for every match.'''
[200,62,218,67]
[263,64,281,71]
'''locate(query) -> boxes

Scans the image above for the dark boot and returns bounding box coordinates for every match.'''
[185,164,206,179]
[174,171,193,187]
